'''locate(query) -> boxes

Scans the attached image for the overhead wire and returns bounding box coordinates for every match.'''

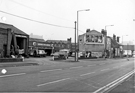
[8,0,73,22]
[0,10,74,29]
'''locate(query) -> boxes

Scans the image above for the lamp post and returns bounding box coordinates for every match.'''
[76,9,90,62]
[104,25,114,59]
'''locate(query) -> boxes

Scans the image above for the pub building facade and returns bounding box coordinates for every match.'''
[0,22,29,58]
[79,29,105,58]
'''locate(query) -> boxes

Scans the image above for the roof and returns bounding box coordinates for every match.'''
[46,40,68,43]
[88,30,102,35]
[0,22,28,35]
[29,38,45,42]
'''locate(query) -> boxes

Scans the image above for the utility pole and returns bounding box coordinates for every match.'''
[74,21,77,62]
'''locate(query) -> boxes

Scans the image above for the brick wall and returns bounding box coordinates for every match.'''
[0,28,8,50]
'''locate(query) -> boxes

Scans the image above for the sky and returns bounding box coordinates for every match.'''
[0,0,135,44]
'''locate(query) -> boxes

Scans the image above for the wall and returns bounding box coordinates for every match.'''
[0,28,8,57]
[79,30,105,57]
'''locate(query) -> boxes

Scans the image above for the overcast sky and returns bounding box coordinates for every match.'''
[0,0,135,43]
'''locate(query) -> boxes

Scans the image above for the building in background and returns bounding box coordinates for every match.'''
[46,38,71,53]
[79,29,105,58]
[122,45,135,57]
[29,38,53,56]
[30,33,43,39]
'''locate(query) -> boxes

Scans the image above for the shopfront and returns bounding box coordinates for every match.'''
[29,38,53,56]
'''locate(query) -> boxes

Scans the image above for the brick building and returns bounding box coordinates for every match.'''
[79,29,105,57]
[29,38,53,56]
[0,22,29,58]
[46,38,71,53]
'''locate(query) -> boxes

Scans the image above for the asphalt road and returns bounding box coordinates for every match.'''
[0,58,134,93]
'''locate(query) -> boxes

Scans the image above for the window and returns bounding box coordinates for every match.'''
[86,35,103,43]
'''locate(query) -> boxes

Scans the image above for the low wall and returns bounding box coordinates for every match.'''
[0,58,23,62]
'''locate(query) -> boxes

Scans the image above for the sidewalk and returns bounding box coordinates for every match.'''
[107,73,135,93]
[0,57,134,68]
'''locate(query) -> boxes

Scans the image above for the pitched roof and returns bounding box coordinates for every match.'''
[0,22,28,35]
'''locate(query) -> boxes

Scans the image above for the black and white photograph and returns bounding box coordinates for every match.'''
[0,0,135,93]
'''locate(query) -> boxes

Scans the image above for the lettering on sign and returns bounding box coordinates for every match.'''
[37,43,51,46]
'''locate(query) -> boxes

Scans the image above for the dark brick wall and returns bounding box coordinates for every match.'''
[0,28,8,50]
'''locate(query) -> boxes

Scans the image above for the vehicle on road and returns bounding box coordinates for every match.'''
[52,51,68,60]
[29,49,47,57]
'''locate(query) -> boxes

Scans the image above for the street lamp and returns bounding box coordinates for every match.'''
[104,25,114,58]
[105,25,114,31]
[76,9,90,61]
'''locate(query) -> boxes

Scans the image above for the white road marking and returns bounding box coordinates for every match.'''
[69,66,83,69]
[0,73,26,78]
[93,70,135,93]
[37,78,70,87]
[101,68,109,71]
[80,72,95,76]
[113,66,119,69]
[40,69,62,72]
[88,65,93,67]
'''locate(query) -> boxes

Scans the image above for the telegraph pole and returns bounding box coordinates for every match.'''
[74,21,77,62]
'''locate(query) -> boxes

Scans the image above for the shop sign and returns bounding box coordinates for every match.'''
[15,35,27,38]
[37,43,51,47]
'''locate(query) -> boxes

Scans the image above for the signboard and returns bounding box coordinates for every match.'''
[15,35,27,38]
[37,43,51,47]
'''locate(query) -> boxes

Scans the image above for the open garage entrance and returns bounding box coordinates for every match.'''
[45,49,52,56]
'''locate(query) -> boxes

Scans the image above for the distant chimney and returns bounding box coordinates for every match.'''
[67,38,71,43]
[117,36,120,42]
[113,34,116,41]
[101,29,107,36]
[86,29,90,33]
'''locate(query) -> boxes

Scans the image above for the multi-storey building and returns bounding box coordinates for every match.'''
[79,29,105,58]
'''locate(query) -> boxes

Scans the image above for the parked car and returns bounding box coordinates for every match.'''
[38,50,47,57]
[32,49,46,57]
[52,51,68,60]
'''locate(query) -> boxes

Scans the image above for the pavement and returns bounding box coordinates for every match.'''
[0,56,134,68]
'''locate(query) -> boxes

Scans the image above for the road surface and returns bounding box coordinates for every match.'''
[0,58,134,92]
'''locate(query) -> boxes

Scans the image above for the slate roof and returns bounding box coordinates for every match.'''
[0,22,28,35]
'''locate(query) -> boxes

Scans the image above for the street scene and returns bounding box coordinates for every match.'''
[0,0,135,93]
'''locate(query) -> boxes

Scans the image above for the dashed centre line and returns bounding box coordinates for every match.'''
[0,73,26,78]
[40,69,62,72]
[80,72,95,76]
[69,66,83,69]
[101,68,110,71]
[37,78,70,87]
